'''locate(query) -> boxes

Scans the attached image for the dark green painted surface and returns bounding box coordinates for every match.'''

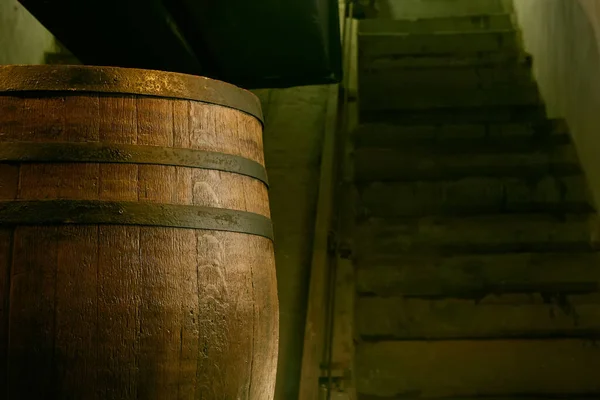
[19,0,342,88]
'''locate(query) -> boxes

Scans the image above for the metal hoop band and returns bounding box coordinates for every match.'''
[0,142,268,186]
[0,200,274,240]
[0,65,263,124]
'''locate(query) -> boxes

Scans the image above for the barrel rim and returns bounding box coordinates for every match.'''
[0,65,264,124]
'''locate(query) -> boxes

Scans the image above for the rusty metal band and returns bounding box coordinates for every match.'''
[0,142,268,186]
[0,200,274,240]
[0,65,263,124]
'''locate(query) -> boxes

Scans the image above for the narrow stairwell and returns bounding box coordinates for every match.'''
[349,3,600,399]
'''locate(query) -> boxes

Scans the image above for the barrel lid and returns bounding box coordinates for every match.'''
[0,65,263,124]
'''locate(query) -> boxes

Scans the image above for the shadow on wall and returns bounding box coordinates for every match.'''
[514,0,600,210]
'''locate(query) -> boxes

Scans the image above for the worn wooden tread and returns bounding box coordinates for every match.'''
[353,119,569,150]
[363,51,531,71]
[359,64,533,91]
[356,340,600,398]
[359,396,597,400]
[359,174,592,217]
[360,105,547,125]
[361,83,540,111]
[355,252,600,297]
[359,14,514,35]
[354,214,598,258]
[354,145,580,182]
[356,293,600,340]
[359,30,519,57]
[374,0,507,19]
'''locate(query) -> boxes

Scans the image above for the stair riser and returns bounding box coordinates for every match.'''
[354,147,580,182]
[359,175,591,217]
[355,214,597,257]
[360,105,547,125]
[355,253,600,297]
[359,66,533,89]
[354,120,568,149]
[364,52,529,70]
[355,135,571,153]
[359,31,519,57]
[356,294,600,340]
[384,0,506,19]
[359,14,514,35]
[360,85,540,111]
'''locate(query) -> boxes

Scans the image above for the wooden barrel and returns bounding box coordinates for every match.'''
[0,65,278,399]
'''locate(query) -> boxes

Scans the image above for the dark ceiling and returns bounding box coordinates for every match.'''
[19,0,343,89]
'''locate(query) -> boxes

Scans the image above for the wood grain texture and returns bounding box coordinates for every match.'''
[0,79,277,400]
[356,340,600,398]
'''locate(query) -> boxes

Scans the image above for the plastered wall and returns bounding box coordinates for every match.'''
[513,0,600,209]
[253,86,330,400]
[0,0,56,65]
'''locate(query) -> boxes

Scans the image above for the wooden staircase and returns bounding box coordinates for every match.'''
[349,3,600,399]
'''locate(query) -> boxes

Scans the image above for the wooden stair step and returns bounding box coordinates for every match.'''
[354,214,598,258]
[359,64,533,90]
[359,175,591,217]
[356,340,600,398]
[356,293,600,340]
[359,14,514,35]
[354,145,580,182]
[363,51,531,70]
[355,252,600,297]
[359,30,519,58]
[360,105,547,125]
[358,396,595,400]
[382,0,506,19]
[360,83,541,111]
[353,119,570,150]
